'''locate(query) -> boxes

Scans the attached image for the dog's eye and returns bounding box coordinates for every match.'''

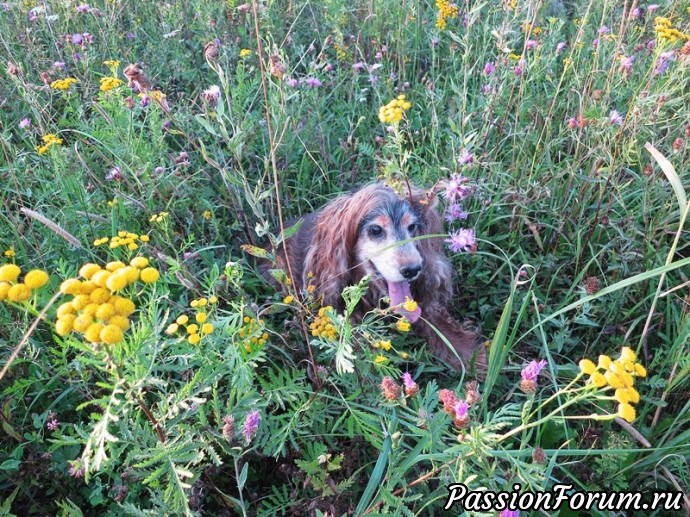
[368,225,383,238]
[408,223,418,234]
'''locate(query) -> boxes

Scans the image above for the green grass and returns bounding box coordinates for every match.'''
[1,0,689,515]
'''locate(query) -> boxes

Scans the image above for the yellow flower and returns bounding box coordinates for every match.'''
[618,403,636,423]
[401,352,409,359]
[396,318,411,332]
[4,248,15,258]
[196,312,207,323]
[0,282,10,301]
[176,314,189,325]
[112,297,135,316]
[100,76,124,92]
[209,295,218,304]
[84,322,105,343]
[203,210,212,220]
[374,354,387,364]
[57,302,76,318]
[96,303,116,320]
[0,264,21,282]
[239,48,252,58]
[55,315,75,336]
[633,363,647,378]
[100,324,124,345]
[79,263,102,279]
[165,323,179,335]
[7,283,31,302]
[589,372,607,388]
[402,297,418,312]
[378,95,412,124]
[140,267,160,283]
[188,333,201,345]
[50,78,77,90]
[108,315,130,331]
[579,358,596,375]
[379,340,392,351]
[73,314,93,333]
[598,355,612,370]
[60,278,83,295]
[283,295,294,304]
[186,324,199,334]
[201,323,214,334]
[105,261,126,272]
[620,346,636,363]
[103,60,121,69]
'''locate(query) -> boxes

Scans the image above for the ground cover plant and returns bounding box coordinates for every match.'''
[1,0,689,515]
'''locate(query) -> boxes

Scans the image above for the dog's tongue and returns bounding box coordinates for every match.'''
[388,280,422,323]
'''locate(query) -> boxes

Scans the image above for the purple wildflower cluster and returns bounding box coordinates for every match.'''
[443,171,478,254]
[243,410,261,442]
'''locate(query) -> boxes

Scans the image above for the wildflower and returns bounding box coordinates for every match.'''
[24,270,49,289]
[445,228,477,254]
[19,118,31,129]
[513,59,525,77]
[380,376,402,401]
[579,358,596,375]
[50,78,78,91]
[653,51,674,76]
[100,324,124,345]
[304,77,322,88]
[140,267,160,283]
[0,264,22,283]
[239,48,252,59]
[76,4,90,13]
[285,77,299,87]
[609,110,624,126]
[378,94,412,124]
[396,318,411,332]
[352,62,367,71]
[438,389,459,414]
[374,354,387,364]
[401,372,419,396]
[70,33,84,45]
[201,323,214,334]
[310,306,338,340]
[458,148,474,165]
[100,76,123,92]
[525,39,538,50]
[618,403,636,423]
[379,340,392,351]
[165,323,179,334]
[222,415,235,442]
[519,359,548,393]
[647,4,658,12]
[201,85,220,106]
[243,410,261,442]
[500,510,520,517]
[402,297,418,313]
[556,42,567,54]
[444,173,473,203]
[453,399,470,429]
[483,61,495,75]
[3,248,15,258]
[435,0,459,30]
[69,460,85,478]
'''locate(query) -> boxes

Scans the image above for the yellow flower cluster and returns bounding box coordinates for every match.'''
[378,94,412,124]
[103,60,121,69]
[435,0,459,30]
[333,42,349,61]
[4,248,15,258]
[50,78,77,90]
[165,300,216,345]
[37,134,63,155]
[371,340,392,351]
[521,22,542,35]
[239,48,252,58]
[94,231,150,250]
[654,17,690,43]
[100,77,124,92]
[149,212,168,223]
[395,318,411,332]
[55,258,159,346]
[309,306,338,341]
[238,316,269,352]
[0,264,49,303]
[579,346,646,423]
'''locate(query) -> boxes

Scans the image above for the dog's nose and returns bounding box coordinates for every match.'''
[400,264,422,280]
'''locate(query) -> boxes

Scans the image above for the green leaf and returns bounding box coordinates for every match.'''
[645,142,686,214]
[238,461,249,491]
[354,433,391,515]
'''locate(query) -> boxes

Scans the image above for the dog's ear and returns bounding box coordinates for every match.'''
[303,191,364,307]
[409,189,453,306]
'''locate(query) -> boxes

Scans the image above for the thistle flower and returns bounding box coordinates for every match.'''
[619,55,634,77]
[243,410,261,442]
[453,399,470,429]
[519,359,548,393]
[401,372,419,396]
[653,51,674,76]
[445,203,468,223]
[438,389,459,415]
[304,77,322,88]
[201,85,221,106]
[381,376,402,401]
[457,148,474,165]
[18,118,31,129]
[483,61,495,75]
[443,173,473,203]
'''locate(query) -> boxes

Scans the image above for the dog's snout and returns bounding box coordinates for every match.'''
[400,264,422,280]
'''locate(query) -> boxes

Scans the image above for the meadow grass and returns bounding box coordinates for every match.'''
[1,0,689,515]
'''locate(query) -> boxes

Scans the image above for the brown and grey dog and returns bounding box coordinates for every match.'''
[262,182,486,374]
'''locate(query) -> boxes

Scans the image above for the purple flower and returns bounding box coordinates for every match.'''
[453,399,469,419]
[202,85,221,105]
[70,33,84,45]
[431,36,440,47]
[653,51,674,76]
[352,62,366,71]
[243,410,261,442]
[632,7,641,17]
[324,63,333,72]
[647,4,659,12]
[458,148,474,165]
[444,173,473,203]
[368,74,379,85]
[483,61,495,75]
[46,412,58,431]
[105,166,123,181]
[445,203,468,223]
[500,510,520,517]
[53,61,66,69]
[285,77,299,87]
[609,110,623,126]
[445,228,476,253]
[154,166,165,175]
[76,3,90,13]
[126,31,135,39]
[68,460,85,478]
[521,359,547,382]
[513,59,525,77]
[592,38,600,49]
[619,55,634,76]
[140,94,150,107]
[566,117,579,129]
[73,52,81,61]
[481,84,493,95]
[389,72,397,81]
[18,118,31,129]
[82,33,93,44]
[526,39,538,50]
[304,77,321,88]
[556,42,567,54]
[598,25,610,35]
[401,372,419,396]
[28,8,37,22]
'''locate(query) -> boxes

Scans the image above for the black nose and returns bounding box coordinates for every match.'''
[400,265,422,280]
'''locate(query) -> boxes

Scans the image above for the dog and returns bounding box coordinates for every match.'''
[262,182,486,374]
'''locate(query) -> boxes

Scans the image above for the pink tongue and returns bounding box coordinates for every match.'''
[387,280,422,323]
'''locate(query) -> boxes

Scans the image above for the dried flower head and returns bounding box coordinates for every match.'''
[380,376,402,401]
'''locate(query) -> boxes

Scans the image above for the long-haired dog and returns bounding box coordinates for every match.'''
[263,182,486,374]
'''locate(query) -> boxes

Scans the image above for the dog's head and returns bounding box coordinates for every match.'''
[303,183,453,319]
